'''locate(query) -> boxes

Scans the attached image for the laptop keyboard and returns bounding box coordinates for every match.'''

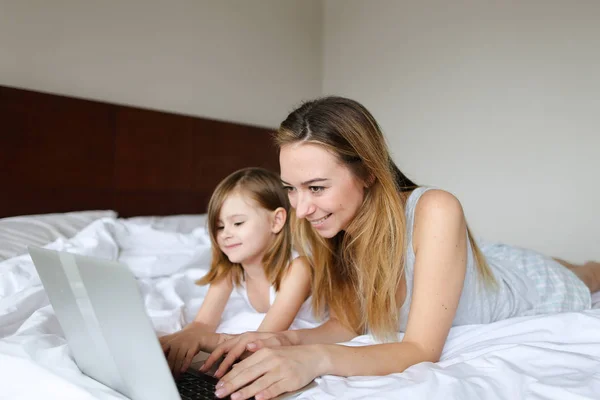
[176,371,228,400]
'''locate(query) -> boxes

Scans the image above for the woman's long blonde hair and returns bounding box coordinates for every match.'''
[197,167,292,291]
[275,97,495,340]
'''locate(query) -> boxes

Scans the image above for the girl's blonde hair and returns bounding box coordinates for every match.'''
[275,96,495,340]
[197,167,292,291]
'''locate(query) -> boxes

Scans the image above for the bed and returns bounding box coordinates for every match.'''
[1,85,600,399]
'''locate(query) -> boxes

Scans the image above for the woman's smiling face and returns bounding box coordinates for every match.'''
[279,142,365,238]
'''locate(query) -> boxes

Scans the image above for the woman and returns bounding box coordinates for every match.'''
[202,96,600,400]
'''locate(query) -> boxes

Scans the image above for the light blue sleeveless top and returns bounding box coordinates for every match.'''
[398,187,591,332]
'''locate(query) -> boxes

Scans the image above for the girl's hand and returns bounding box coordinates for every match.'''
[160,324,232,377]
[200,332,294,378]
[214,345,324,400]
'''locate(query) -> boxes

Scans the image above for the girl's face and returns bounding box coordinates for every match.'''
[216,192,281,267]
[280,142,366,238]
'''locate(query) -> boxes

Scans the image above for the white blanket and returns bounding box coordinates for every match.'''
[1,218,599,399]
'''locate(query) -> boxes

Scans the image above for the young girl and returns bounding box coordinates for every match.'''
[201,97,600,400]
[159,167,313,376]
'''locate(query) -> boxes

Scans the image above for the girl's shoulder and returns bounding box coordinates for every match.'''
[280,255,312,284]
[207,268,235,292]
[288,255,312,273]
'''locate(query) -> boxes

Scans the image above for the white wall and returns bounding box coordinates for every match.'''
[323,0,600,262]
[0,0,322,128]
[2,1,598,262]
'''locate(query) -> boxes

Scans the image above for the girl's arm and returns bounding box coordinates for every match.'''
[282,312,358,345]
[160,273,234,375]
[191,273,234,332]
[257,256,312,332]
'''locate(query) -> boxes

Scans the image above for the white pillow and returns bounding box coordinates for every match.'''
[126,214,207,234]
[0,210,117,261]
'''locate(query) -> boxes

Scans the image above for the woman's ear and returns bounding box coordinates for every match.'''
[364,173,376,188]
[271,207,287,234]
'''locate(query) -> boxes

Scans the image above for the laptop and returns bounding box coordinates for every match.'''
[28,246,315,400]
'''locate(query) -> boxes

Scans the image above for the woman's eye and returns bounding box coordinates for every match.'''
[216,226,224,231]
[283,186,295,193]
[234,222,245,227]
[309,186,324,193]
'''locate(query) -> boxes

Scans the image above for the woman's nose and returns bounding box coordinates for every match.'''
[294,192,314,219]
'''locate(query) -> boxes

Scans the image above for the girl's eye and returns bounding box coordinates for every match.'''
[283,185,295,193]
[234,222,245,227]
[216,226,224,231]
[309,186,324,193]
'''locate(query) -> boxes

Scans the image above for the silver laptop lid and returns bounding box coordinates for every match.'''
[28,246,180,400]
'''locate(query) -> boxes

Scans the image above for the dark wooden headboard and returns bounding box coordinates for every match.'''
[0,85,279,218]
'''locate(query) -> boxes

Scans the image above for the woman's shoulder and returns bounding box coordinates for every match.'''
[414,188,465,221]
[412,189,466,246]
[403,187,463,233]
[415,188,463,212]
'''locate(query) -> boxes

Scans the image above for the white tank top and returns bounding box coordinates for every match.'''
[235,262,318,330]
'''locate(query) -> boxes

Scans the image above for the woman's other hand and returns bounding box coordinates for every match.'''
[214,344,325,400]
[200,331,294,378]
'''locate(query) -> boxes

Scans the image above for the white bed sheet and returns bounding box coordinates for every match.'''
[0,217,599,399]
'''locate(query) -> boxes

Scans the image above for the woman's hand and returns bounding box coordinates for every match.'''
[200,331,294,378]
[214,345,325,400]
[159,323,233,376]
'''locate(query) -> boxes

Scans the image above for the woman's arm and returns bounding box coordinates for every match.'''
[205,316,357,378]
[315,190,468,374]
[215,190,468,399]
[401,189,467,362]
[257,256,312,332]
